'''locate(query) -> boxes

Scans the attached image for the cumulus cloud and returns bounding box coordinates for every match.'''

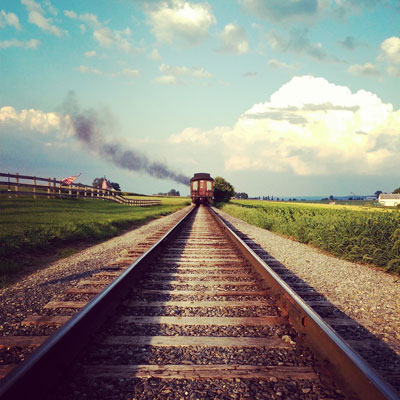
[378,36,400,77]
[216,24,249,54]
[145,0,216,45]
[0,106,70,136]
[168,76,400,176]
[22,0,66,36]
[348,62,381,77]
[379,36,400,64]
[240,0,319,21]
[0,38,40,49]
[0,10,22,30]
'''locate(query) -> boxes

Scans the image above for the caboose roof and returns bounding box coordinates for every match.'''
[190,173,213,182]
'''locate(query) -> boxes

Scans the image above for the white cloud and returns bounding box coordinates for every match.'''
[159,63,211,78]
[84,50,97,57]
[216,23,248,54]
[348,62,380,77]
[168,76,400,176]
[64,9,134,52]
[77,65,103,75]
[145,0,216,45]
[268,59,295,69]
[0,106,70,135]
[154,75,180,85]
[0,10,22,30]
[0,38,40,49]
[379,36,400,64]
[93,27,133,52]
[169,127,211,145]
[22,0,66,36]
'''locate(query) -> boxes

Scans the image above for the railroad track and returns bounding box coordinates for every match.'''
[0,205,398,399]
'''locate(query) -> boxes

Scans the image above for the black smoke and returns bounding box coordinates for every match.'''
[62,93,190,186]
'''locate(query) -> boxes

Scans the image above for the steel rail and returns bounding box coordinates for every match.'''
[209,206,399,400]
[0,206,196,400]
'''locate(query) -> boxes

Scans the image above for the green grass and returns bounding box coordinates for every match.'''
[0,197,190,280]
[217,200,400,275]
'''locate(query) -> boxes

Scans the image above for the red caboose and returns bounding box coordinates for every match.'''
[190,173,213,204]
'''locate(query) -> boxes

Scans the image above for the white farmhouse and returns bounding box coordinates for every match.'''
[378,193,400,206]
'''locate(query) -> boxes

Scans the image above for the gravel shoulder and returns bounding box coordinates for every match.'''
[213,207,400,356]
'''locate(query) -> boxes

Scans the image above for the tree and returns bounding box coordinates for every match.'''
[393,187,400,194]
[110,182,121,191]
[235,192,248,199]
[167,189,180,196]
[375,190,383,197]
[213,176,235,203]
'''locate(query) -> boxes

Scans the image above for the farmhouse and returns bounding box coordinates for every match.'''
[378,193,400,206]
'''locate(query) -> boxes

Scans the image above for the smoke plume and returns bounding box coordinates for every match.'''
[63,93,190,186]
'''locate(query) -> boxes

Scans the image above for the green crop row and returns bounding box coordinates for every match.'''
[218,201,400,274]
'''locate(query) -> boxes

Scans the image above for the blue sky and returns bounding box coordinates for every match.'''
[1,0,400,197]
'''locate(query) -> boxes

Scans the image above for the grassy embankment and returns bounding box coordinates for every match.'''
[0,196,191,283]
[217,200,400,274]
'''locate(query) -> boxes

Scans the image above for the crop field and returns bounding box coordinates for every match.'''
[0,197,190,282]
[218,200,400,275]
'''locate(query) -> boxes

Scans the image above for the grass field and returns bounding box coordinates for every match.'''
[0,196,190,282]
[218,200,400,275]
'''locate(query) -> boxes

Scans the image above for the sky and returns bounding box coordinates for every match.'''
[1,0,400,198]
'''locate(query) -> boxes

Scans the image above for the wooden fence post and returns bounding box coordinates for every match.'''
[53,178,56,199]
[15,173,19,198]
[33,176,36,200]
[7,172,11,198]
[47,178,51,199]
[33,177,37,199]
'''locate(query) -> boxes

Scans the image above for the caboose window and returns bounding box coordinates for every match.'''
[192,181,198,190]
[200,181,204,188]
[207,181,212,190]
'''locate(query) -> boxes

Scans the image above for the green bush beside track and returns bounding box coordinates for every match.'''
[218,201,400,275]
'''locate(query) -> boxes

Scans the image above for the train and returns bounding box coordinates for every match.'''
[190,172,214,204]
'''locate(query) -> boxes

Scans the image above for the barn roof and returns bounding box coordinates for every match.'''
[190,173,213,182]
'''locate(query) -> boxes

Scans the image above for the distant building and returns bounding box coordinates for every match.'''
[378,193,400,207]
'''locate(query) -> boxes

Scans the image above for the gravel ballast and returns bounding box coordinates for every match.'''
[213,206,400,392]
